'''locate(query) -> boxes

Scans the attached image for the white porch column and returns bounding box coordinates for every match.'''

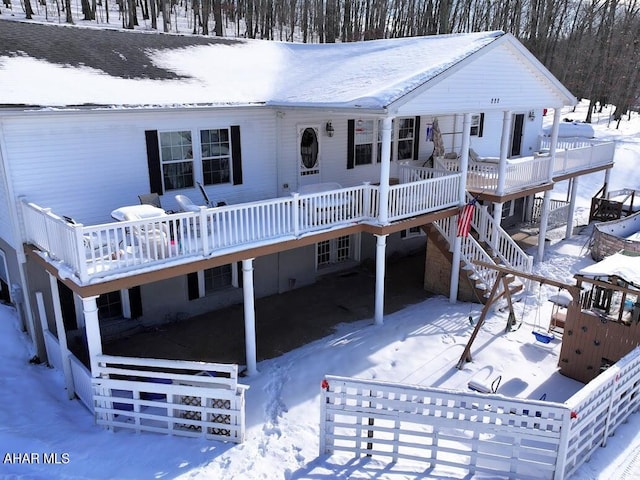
[374,234,388,325]
[48,275,75,399]
[496,110,512,196]
[242,258,258,376]
[81,295,102,377]
[565,176,579,239]
[490,111,513,250]
[449,113,472,304]
[537,108,562,263]
[378,117,394,225]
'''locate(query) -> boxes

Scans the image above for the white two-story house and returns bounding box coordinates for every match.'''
[0,21,614,392]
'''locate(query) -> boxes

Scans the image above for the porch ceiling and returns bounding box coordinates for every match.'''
[25,206,458,297]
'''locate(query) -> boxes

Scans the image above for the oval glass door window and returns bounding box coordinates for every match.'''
[300,127,319,175]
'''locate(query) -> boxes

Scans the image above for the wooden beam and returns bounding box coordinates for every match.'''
[552,163,613,183]
[472,260,580,301]
[456,273,507,370]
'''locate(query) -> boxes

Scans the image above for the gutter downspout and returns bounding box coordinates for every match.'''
[0,120,39,358]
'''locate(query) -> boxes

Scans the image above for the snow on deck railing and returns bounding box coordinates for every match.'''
[21,173,460,284]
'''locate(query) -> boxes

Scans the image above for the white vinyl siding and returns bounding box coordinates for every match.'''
[2,108,276,226]
[395,43,567,116]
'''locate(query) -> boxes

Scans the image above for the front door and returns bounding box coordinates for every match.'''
[510,113,525,157]
[298,125,321,185]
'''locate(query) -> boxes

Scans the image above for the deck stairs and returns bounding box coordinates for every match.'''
[429,194,533,303]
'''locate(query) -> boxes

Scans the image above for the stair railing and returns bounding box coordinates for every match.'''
[469,194,533,277]
[433,216,499,293]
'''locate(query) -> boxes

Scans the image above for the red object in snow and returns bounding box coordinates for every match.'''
[321,379,330,390]
[456,199,476,238]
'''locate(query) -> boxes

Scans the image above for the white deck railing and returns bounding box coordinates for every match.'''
[432,216,498,293]
[434,156,551,193]
[433,139,614,194]
[388,171,460,221]
[21,173,461,285]
[536,137,615,177]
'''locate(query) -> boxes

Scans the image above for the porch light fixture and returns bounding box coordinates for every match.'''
[528,110,536,121]
[325,121,335,137]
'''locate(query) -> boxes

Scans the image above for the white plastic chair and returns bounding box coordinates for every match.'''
[123,212,170,260]
[175,194,202,213]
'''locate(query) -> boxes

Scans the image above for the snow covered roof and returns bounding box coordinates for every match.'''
[577,252,640,288]
[0,20,507,110]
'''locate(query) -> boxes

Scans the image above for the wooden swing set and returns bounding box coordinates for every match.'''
[456,261,580,370]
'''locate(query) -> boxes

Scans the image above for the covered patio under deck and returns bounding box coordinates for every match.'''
[101,248,432,369]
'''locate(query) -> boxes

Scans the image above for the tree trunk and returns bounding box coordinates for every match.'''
[149,0,157,29]
[213,0,223,36]
[24,0,34,19]
[162,0,171,32]
[65,0,73,22]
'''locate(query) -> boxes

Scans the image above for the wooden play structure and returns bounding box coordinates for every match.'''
[456,261,579,370]
[456,257,640,384]
[563,264,640,383]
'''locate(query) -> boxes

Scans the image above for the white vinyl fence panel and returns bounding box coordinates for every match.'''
[320,375,570,480]
[321,346,640,479]
[92,355,249,443]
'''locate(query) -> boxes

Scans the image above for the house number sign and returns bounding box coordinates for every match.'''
[491,97,500,104]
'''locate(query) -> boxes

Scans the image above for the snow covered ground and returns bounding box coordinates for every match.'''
[0,44,638,476]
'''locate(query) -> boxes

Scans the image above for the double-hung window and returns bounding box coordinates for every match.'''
[354,119,378,165]
[348,117,419,168]
[159,131,194,191]
[152,127,239,193]
[396,117,416,160]
[203,264,234,293]
[201,128,231,185]
[470,114,484,137]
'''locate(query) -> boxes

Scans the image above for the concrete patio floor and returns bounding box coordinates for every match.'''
[104,248,432,368]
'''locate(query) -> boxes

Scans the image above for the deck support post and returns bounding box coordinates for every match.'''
[497,110,512,197]
[490,110,512,251]
[48,275,75,399]
[378,117,394,225]
[242,258,258,376]
[449,113,471,303]
[603,168,611,197]
[565,176,579,239]
[374,234,388,325]
[81,295,102,377]
[537,108,562,263]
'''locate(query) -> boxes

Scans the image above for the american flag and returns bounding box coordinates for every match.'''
[456,198,477,237]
